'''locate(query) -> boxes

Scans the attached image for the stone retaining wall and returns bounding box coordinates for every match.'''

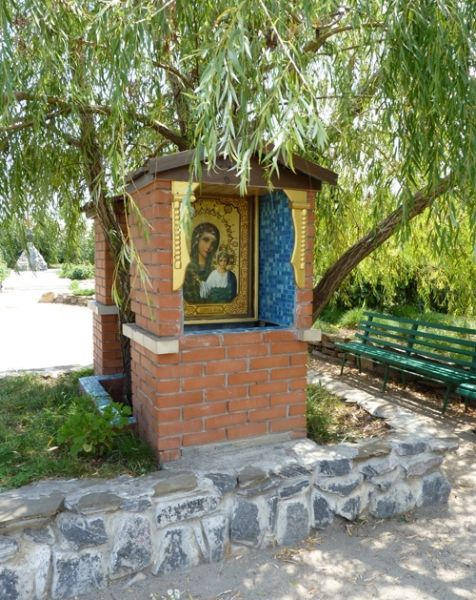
[0,382,457,600]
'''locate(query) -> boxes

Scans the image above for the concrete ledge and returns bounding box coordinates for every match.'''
[79,374,136,426]
[88,300,119,316]
[122,323,179,355]
[297,328,322,343]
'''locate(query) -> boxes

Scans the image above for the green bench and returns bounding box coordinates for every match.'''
[335,311,476,412]
[457,382,476,406]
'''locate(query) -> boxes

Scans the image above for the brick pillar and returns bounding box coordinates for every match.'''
[127,180,183,461]
[93,219,122,375]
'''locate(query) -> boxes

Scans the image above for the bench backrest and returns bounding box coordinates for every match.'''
[356,311,476,373]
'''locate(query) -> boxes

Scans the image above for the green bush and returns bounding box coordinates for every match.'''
[57,400,132,457]
[70,281,95,297]
[0,255,8,282]
[60,263,94,280]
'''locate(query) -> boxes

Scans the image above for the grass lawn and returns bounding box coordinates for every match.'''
[307,383,388,444]
[0,369,157,492]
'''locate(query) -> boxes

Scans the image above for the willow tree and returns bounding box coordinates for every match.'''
[1,1,475,378]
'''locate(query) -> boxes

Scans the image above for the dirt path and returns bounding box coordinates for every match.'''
[0,270,93,374]
[79,361,476,600]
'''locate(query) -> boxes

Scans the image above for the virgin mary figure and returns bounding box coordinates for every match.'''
[183,222,220,303]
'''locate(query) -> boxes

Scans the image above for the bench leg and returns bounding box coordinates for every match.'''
[442,386,453,414]
[357,356,362,373]
[401,371,407,388]
[340,354,347,376]
[382,364,389,393]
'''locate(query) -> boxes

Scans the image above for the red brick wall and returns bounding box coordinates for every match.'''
[93,218,123,375]
[125,181,315,463]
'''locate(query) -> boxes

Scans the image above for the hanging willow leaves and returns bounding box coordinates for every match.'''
[0,0,474,374]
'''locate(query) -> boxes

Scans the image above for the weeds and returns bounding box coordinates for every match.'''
[0,370,156,491]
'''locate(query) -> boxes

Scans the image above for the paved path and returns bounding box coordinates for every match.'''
[0,270,93,374]
[78,369,476,600]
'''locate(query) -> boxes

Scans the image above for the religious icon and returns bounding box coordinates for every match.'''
[183,195,255,323]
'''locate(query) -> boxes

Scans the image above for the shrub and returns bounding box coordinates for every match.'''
[70,281,95,297]
[57,400,132,457]
[60,263,94,280]
[0,255,8,282]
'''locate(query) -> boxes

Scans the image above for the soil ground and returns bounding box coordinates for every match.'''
[79,359,476,600]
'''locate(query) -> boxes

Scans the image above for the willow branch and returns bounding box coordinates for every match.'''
[0,108,69,133]
[152,60,193,88]
[305,22,386,53]
[9,90,189,149]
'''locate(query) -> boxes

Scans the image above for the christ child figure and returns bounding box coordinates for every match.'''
[200,248,237,303]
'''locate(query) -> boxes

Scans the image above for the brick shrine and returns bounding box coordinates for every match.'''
[91,150,337,462]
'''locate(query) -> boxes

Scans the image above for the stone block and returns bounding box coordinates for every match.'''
[316,474,362,497]
[156,495,219,526]
[404,455,443,477]
[353,440,392,460]
[427,437,459,453]
[204,473,237,494]
[65,491,122,513]
[58,514,108,549]
[273,463,311,479]
[110,515,152,576]
[0,537,18,562]
[369,483,417,519]
[279,479,310,499]
[154,526,200,575]
[32,545,51,600]
[153,472,198,497]
[311,493,334,529]
[367,467,400,493]
[230,500,260,546]
[316,458,352,477]
[276,500,310,546]
[52,551,105,599]
[393,440,427,456]
[335,496,361,521]
[120,497,153,512]
[237,467,278,497]
[0,567,19,600]
[360,457,396,479]
[0,544,50,600]
[0,492,65,529]
[24,526,55,545]
[420,472,451,506]
[202,514,228,563]
[267,496,278,531]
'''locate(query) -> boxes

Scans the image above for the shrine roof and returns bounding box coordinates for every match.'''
[126,148,337,194]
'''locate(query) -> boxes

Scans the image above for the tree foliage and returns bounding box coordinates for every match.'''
[0,1,475,320]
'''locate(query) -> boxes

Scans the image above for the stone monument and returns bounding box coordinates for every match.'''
[15,231,48,271]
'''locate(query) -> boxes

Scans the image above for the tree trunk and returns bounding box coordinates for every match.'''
[79,111,134,404]
[312,177,452,321]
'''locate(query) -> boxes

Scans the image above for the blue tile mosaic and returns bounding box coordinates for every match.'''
[258,191,295,326]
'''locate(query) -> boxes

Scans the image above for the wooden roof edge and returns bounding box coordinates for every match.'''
[139,148,337,186]
[81,194,126,217]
